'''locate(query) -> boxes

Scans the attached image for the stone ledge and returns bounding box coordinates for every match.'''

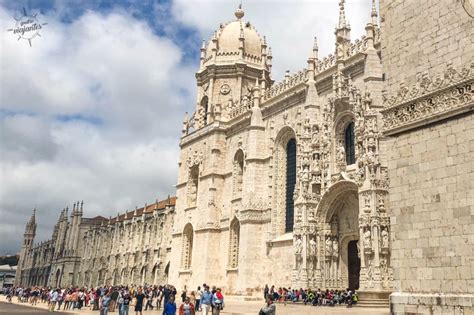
[390,292,474,308]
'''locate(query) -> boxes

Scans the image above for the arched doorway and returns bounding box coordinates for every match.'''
[54,269,61,288]
[316,180,360,289]
[347,240,360,290]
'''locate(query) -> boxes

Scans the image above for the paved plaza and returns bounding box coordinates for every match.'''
[0,296,389,315]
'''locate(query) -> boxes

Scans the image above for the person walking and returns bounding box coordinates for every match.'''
[200,285,212,315]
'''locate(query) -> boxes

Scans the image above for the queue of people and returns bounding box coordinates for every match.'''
[3,283,226,315]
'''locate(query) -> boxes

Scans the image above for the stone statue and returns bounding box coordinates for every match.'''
[364,229,372,249]
[309,238,317,257]
[378,195,386,213]
[367,260,373,281]
[381,228,389,248]
[326,236,332,255]
[332,238,339,257]
[337,141,346,163]
[294,237,302,256]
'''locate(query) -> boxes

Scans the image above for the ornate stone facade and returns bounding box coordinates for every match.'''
[169,1,394,295]
[15,198,175,288]
[380,0,474,313]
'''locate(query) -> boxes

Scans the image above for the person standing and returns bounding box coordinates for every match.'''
[259,296,276,315]
[211,288,224,315]
[49,289,59,312]
[195,286,202,311]
[179,296,195,315]
[134,287,146,315]
[200,285,212,315]
[121,293,131,315]
[100,291,112,315]
[162,295,177,315]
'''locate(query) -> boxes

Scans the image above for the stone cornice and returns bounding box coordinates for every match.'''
[382,63,474,135]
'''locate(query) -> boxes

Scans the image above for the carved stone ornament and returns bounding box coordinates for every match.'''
[382,63,474,135]
[220,83,231,95]
[461,0,474,18]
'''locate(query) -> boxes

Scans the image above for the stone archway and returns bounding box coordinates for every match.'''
[315,180,359,289]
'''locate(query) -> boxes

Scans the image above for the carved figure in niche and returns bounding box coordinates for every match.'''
[294,237,303,256]
[364,194,371,213]
[303,119,311,137]
[357,241,361,258]
[309,237,317,257]
[332,238,339,257]
[381,228,389,248]
[378,195,386,213]
[363,89,372,109]
[312,154,320,173]
[367,260,373,281]
[326,236,332,255]
[364,228,372,250]
[337,140,345,164]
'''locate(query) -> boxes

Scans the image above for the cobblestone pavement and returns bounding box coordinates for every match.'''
[0,296,389,315]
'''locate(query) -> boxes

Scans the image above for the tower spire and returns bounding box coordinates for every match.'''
[235,3,244,20]
[338,0,348,29]
[370,0,378,26]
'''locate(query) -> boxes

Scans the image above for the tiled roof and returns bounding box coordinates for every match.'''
[112,196,176,224]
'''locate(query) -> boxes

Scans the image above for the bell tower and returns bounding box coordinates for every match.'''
[15,209,37,286]
[183,5,273,134]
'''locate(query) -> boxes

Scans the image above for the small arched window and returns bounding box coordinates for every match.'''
[345,122,356,165]
[181,224,194,270]
[233,150,244,196]
[285,138,297,232]
[201,96,209,125]
[228,218,240,268]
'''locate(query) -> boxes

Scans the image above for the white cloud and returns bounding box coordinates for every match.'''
[0,7,192,254]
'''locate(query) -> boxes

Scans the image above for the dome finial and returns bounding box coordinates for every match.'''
[235,3,244,19]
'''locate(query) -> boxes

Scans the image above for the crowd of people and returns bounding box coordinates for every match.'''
[3,283,225,315]
[3,283,359,315]
[263,285,359,308]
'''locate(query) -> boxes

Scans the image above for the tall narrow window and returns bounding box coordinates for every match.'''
[228,219,240,268]
[233,150,244,196]
[181,224,194,270]
[201,96,209,125]
[345,122,356,165]
[285,138,297,232]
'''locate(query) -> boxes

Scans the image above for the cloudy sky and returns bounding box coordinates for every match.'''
[0,0,374,255]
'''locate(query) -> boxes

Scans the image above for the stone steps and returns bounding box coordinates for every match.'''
[357,298,390,308]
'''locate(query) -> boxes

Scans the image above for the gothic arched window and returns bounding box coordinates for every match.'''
[181,224,194,270]
[345,122,356,165]
[228,218,240,268]
[201,96,209,125]
[233,150,244,196]
[285,138,297,232]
